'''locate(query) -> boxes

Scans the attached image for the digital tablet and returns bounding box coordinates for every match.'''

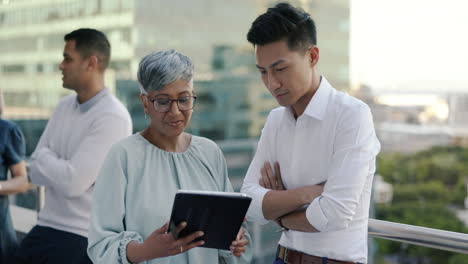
[168,189,252,250]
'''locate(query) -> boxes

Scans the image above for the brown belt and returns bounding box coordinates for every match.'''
[277,245,361,264]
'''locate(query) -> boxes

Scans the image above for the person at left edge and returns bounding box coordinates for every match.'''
[14,28,132,264]
[0,88,29,264]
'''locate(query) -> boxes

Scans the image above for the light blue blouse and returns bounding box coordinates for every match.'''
[88,133,253,264]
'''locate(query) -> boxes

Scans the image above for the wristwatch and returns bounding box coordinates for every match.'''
[277,217,289,231]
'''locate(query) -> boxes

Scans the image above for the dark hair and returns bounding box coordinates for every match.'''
[64,28,111,70]
[247,2,316,53]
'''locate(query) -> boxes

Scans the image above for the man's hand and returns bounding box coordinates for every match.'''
[259,162,285,190]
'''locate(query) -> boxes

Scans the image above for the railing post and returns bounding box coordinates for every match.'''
[36,186,45,213]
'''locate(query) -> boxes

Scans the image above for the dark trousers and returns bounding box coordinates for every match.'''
[14,226,92,264]
[0,227,18,264]
[0,202,18,264]
[273,255,364,264]
[273,257,287,264]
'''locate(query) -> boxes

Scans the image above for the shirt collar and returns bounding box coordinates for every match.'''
[301,76,332,121]
[76,88,109,112]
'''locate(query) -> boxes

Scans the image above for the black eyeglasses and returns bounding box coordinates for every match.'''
[146,95,197,113]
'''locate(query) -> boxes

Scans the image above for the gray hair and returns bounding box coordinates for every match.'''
[137,49,194,94]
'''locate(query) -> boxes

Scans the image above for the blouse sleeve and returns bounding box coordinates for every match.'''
[3,124,26,166]
[87,144,144,264]
[214,145,254,264]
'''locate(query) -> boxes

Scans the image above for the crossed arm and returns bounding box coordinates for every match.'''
[259,161,323,232]
[29,115,131,198]
[243,105,379,233]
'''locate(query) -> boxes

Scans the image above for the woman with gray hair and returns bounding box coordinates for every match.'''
[88,50,252,264]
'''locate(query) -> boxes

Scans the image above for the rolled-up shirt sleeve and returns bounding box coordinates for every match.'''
[241,113,276,224]
[306,104,380,232]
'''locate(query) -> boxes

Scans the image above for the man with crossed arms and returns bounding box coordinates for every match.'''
[241,3,380,264]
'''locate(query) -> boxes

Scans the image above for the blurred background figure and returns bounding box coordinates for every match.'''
[0,87,28,264]
[14,29,132,264]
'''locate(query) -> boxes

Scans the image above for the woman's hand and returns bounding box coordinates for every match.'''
[229,227,248,257]
[127,221,204,262]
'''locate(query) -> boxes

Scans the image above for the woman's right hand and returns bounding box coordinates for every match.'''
[127,221,205,262]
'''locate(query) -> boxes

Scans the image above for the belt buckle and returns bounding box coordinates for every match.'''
[284,248,290,263]
[279,246,290,263]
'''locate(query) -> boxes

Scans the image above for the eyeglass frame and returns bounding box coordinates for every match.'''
[144,94,198,113]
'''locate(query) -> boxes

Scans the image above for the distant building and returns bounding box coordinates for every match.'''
[299,0,350,92]
[448,93,468,146]
[351,84,468,153]
[0,0,259,118]
[376,122,452,153]
[0,0,351,119]
[217,138,257,191]
[193,74,271,140]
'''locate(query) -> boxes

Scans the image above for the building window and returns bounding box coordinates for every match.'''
[2,64,25,73]
[36,64,44,73]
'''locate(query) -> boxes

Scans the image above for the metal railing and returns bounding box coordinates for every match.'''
[368,218,468,254]
[11,206,468,264]
[12,185,468,257]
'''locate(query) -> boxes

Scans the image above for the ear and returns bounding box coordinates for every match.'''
[308,46,320,67]
[140,94,150,115]
[86,55,99,72]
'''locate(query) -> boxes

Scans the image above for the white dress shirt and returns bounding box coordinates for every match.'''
[241,77,380,263]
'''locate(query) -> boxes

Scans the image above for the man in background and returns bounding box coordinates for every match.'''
[15,28,132,264]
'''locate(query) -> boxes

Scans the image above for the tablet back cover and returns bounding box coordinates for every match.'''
[169,190,252,250]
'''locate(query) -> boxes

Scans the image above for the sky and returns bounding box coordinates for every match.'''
[350,0,468,93]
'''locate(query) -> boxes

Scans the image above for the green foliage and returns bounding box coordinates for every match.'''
[376,203,467,233]
[448,254,468,264]
[451,178,467,206]
[377,146,468,198]
[375,203,468,264]
[390,182,450,204]
[375,146,468,264]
